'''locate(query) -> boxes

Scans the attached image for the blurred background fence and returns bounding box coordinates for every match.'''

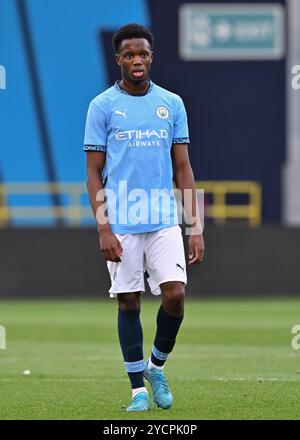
[0,180,261,227]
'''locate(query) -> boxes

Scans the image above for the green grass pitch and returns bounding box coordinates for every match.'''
[0,298,300,420]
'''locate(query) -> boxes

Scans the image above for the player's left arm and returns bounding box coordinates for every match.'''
[172,144,205,265]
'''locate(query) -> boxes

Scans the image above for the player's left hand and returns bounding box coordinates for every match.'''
[188,233,205,265]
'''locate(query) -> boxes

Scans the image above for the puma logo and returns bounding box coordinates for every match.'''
[114,109,127,118]
[176,263,185,272]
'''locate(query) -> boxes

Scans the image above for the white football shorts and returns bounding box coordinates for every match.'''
[107,225,187,298]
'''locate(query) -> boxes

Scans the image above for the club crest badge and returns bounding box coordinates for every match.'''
[156,106,169,119]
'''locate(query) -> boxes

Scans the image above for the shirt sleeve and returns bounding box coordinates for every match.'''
[172,96,190,145]
[83,101,107,152]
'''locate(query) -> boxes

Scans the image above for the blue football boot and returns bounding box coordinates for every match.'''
[143,361,173,409]
[126,391,150,412]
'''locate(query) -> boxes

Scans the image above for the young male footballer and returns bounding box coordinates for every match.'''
[84,23,205,412]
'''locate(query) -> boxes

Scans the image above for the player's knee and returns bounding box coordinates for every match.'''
[117,292,141,311]
[163,285,185,316]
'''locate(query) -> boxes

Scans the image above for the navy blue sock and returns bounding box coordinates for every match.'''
[151,305,184,367]
[118,308,145,389]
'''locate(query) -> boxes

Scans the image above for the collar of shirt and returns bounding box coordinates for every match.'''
[114,80,154,96]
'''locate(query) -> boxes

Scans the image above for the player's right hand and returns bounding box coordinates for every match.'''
[99,230,123,262]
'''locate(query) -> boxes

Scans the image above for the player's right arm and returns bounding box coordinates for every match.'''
[86,152,122,262]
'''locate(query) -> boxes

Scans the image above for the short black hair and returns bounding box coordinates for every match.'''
[112,23,154,53]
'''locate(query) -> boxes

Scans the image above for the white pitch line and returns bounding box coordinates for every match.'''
[1,377,299,383]
[215,377,299,382]
[0,378,128,383]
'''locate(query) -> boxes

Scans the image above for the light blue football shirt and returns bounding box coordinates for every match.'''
[84,81,190,234]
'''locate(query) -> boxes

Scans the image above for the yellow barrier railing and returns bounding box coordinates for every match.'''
[197,181,261,227]
[0,183,88,227]
[0,181,261,227]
